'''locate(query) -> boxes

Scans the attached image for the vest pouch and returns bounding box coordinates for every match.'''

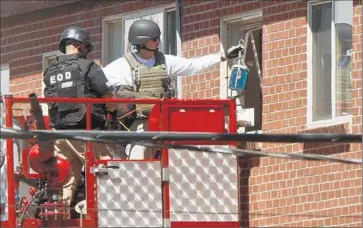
[135,87,164,117]
[56,67,83,112]
[136,65,167,116]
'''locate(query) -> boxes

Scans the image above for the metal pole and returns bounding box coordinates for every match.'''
[1,128,362,143]
[4,95,16,228]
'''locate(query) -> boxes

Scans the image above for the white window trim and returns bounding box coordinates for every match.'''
[0,63,10,95]
[307,0,353,127]
[101,2,183,98]
[101,14,123,66]
[306,115,353,129]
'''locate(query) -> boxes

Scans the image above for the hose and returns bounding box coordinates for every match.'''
[18,189,44,227]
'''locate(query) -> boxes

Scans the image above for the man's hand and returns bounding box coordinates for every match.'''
[226,43,245,59]
[108,111,124,131]
[115,88,137,117]
[112,87,137,129]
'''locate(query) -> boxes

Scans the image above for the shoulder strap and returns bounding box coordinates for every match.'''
[154,51,166,67]
[44,60,61,75]
[124,52,141,70]
[73,58,95,95]
[124,52,142,92]
[77,58,94,76]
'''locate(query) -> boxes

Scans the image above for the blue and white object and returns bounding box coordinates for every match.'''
[229,63,249,91]
[228,38,249,92]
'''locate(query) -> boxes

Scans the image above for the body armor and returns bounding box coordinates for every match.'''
[124,52,175,116]
[43,54,103,129]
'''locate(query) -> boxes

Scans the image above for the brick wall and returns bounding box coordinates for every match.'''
[0,0,172,112]
[0,0,79,18]
[181,0,362,227]
[255,1,362,227]
[1,0,362,227]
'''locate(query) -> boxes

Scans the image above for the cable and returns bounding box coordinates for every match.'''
[1,127,362,143]
[135,142,362,164]
[18,189,44,228]
[0,128,361,164]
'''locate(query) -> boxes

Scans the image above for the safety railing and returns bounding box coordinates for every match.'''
[0,94,238,228]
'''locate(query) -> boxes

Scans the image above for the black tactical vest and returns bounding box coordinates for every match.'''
[124,51,175,116]
[43,54,103,129]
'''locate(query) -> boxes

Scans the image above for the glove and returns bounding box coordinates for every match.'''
[115,89,137,114]
[222,43,245,61]
[162,77,176,98]
[108,87,137,130]
[107,111,124,131]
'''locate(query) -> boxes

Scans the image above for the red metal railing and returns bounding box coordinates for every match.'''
[0,95,237,228]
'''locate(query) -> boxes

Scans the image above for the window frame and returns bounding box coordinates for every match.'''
[306,0,353,127]
[0,63,10,95]
[101,3,183,97]
[220,9,263,134]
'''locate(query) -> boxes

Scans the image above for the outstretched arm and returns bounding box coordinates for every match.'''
[165,53,222,77]
[165,43,245,77]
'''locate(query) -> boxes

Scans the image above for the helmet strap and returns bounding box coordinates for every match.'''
[139,45,159,53]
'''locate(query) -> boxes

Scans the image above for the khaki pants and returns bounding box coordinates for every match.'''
[55,139,126,206]
[125,119,158,159]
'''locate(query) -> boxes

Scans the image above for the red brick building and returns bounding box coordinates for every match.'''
[1,0,361,227]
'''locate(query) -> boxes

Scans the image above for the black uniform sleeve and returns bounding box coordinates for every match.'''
[86,62,114,96]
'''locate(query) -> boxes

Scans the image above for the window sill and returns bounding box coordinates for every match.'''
[307,115,352,129]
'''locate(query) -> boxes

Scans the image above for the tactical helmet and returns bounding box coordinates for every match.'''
[59,26,93,54]
[128,19,161,45]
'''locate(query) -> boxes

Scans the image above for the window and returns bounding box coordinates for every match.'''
[0,64,10,95]
[220,10,263,134]
[102,4,181,96]
[308,0,353,124]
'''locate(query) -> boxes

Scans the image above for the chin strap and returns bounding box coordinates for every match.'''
[139,45,159,53]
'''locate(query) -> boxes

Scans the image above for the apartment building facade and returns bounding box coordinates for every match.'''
[0,0,361,227]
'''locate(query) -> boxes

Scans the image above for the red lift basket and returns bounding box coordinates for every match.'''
[1,95,240,228]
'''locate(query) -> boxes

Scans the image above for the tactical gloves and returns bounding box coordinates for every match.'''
[221,43,245,61]
[107,86,137,131]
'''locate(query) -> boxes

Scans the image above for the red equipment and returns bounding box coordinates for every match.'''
[0,94,240,228]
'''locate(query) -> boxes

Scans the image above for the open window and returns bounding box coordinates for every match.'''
[0,64,10,95]
[221,11,263,133]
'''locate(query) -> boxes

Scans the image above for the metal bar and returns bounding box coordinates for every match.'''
[28,93,54,161]
[138,142,362,165]
[242,31,250,62]
[85,103,96,227]
[161,100,171,227]
[228,100,238,147]
[4,95,16,228]
[227,100,241,225]
[2,128,361,143]
[249,32,262,87]
[2,97,231,105]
